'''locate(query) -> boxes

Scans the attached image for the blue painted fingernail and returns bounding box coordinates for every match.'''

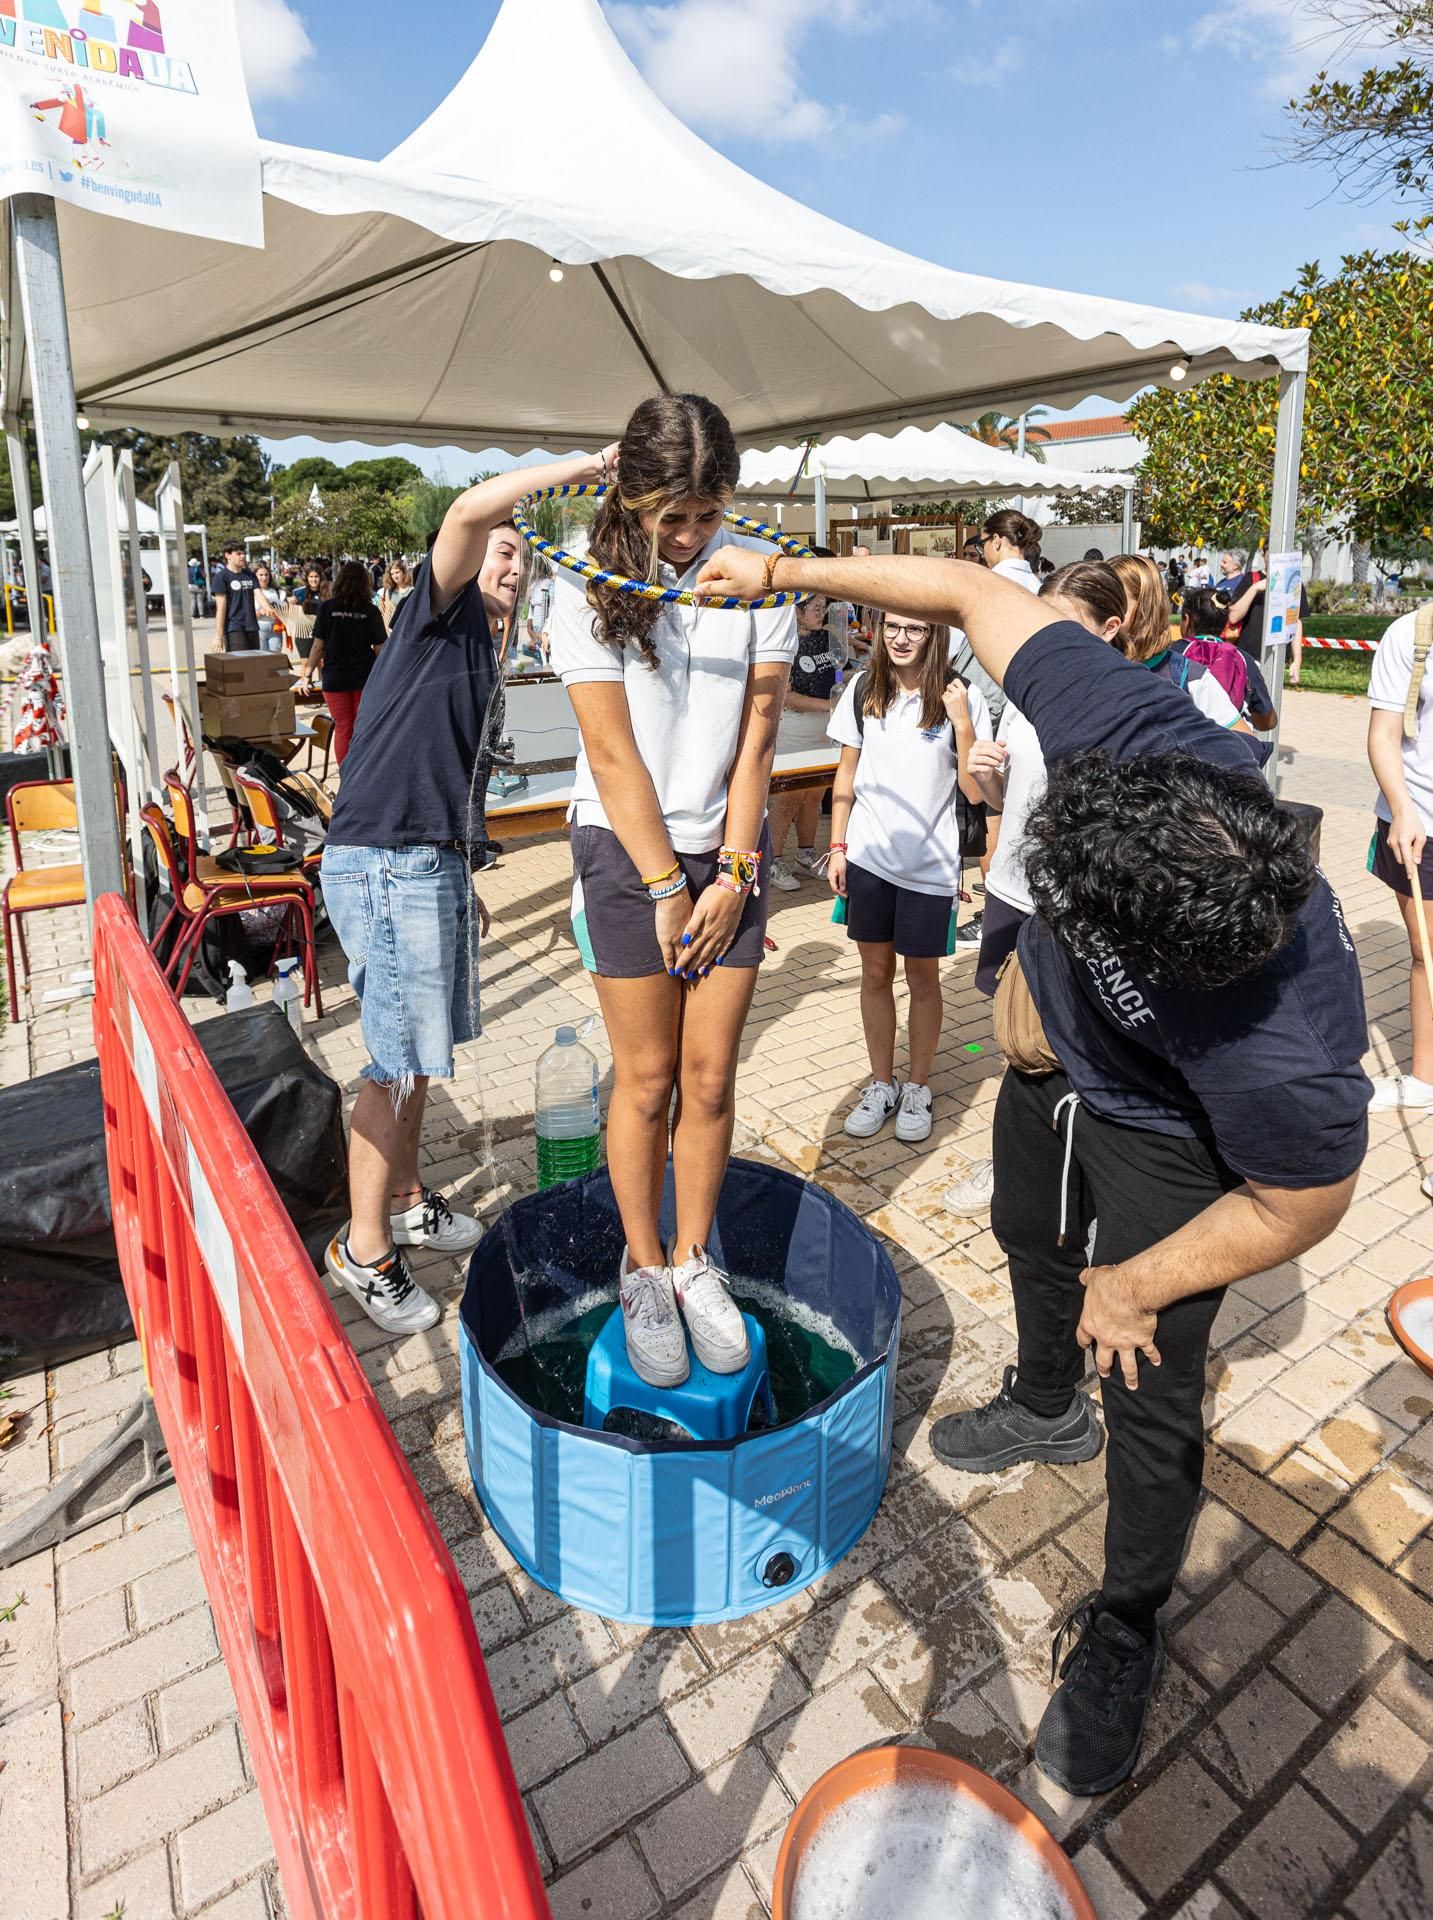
[668,966,677,976]
[702,966,711,976]
[716,956,724,965]
[681,933,691,946]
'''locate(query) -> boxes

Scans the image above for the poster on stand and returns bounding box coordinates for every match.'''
[1265,550,1304,648]
[0,0,261,246]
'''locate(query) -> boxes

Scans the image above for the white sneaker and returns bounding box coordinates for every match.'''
[768,856,801,892]
[390,1187,484,1253]
[794,847,821,873]
[670,1244,750,1374]
[943,1155,995,1215]
[1370,1074,1433,1111]
[618,1250,689,1388]
[326,1233,441,1334]
[895,1082,933,1143]
[844,1079,899,1138]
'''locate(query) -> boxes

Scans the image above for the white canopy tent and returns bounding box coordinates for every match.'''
[1,0,1309,907]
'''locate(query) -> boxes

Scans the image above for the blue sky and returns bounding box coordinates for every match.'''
[243,0,1415,476]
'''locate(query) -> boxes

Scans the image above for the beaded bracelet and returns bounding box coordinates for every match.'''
[648,876,687,903]
[717,845,763,897]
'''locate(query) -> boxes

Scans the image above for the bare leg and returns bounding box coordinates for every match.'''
[594,972,682,1269]
[794,788,824,852]
[671,964,760,1255]
[348,1076,429,1265]
[980,811,1001,880]
[767,792,799,862]
[1398,890,1433,1083]
[904,954,943,1084]
[857,941,898,1085]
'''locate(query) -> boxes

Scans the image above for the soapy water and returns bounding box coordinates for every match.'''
[494,1277,860,1433]
[790,1781,1078,1920]
[1397,1294,1433,1360]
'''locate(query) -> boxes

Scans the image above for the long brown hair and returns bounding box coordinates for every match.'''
[330,559,374,613]
[1110,553,1173,661]
[863,612,952,731]
[587,393,739,668]
[983,507,1042,562]
[1040,560,1126,631]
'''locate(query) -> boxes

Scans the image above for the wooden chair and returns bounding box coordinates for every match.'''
[230,765,324,884]
[2,777,84,1016]
[158,775,323,1011]
[302,708,334,785]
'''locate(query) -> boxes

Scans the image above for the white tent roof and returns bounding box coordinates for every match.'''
[739,425,1134,504]
[2,0,1306,452]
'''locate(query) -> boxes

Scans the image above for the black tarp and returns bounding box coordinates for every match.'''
[0,1006,348,1377]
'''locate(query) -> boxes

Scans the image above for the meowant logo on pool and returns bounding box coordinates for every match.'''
[755,1477,814,1508]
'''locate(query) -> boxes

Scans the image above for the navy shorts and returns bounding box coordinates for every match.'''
[843,860,954,957]
[1370,815,1433,901]
[571,824,772,976]
[974,893,1032,998]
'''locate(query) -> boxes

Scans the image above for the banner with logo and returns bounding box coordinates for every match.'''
[0,0,262,246]
[1265,550,1304,649]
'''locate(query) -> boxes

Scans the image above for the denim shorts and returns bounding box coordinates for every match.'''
[320,843,477,1087]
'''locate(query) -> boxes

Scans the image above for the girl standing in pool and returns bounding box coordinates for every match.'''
[549,393,798,1388]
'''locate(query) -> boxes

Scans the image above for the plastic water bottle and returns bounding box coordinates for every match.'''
[225,960,254,1011]
[535,1025,601,1188]
[272,956,303,1037]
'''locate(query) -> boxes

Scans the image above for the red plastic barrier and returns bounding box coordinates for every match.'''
[92,896,550,1920]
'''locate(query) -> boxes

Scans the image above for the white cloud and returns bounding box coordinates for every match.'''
[949,38,1023,87]
[1185,0,1393,98]
[237,0,318,106]
[608,0,895,144]
[1173,278,1257,309]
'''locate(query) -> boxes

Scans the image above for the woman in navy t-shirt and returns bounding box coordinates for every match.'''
[297,561,386,764]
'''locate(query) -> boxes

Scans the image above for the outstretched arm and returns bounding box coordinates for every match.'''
[694,551,1051,692]
[430,444,617,615]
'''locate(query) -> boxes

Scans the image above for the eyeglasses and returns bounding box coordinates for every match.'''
[980,532,1000,547]
[884,621,932,641]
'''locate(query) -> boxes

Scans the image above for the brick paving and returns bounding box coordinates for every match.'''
[2,688,1433,1917]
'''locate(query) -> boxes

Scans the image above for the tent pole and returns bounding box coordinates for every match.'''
[1121,483,1135,555]
[814,468,828,546]
[11,196,124,910]
[4,412,44,638]
[1264,366,1307,797]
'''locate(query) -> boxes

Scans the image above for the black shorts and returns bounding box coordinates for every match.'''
[222,628,260,654]
[570,823,772,976]
[973,892,1032,997]
[843,860,954,958]
[1370,815,1433,901]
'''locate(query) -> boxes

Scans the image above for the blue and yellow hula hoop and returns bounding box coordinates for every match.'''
[511,483,814,610]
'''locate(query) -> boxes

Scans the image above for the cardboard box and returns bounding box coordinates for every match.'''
[199,689,296,741]
[203,649,293,693]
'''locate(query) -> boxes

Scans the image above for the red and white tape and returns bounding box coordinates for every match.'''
[1301,635,1380,652]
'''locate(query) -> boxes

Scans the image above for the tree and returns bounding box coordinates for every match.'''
[273,488,411,562]
[1041,477,1142,529]
[966,409,1052,462]
[272,455,347,501]
[69,428,271,535]
[345,455,426,496]
[1127,249,1433,550]
[403,477,467,544]
[1285,3,1433,208]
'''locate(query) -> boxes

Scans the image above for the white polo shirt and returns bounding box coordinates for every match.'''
[549,527,798,851]
[984,701,1045,914]
[1370,610,1433,831]
[829,676,992,897]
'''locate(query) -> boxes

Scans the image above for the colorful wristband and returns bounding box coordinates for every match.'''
[642,860,681,887]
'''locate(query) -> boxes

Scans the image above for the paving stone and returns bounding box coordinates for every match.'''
[1204,1446,1318,1550]
[80,1723,245,1873]
[530,1718,690,1865]
[1174,1579,1284,1691]
[1300,1529,1433,1663]
[1242,1545,1321,1617]
[877,1515,1001,1629]
[1178,1500,1260,1593]
[57,1506,195,1608]
[1066,1843,1147,1920]
[1214,1389,1313,1472]
[1346,1805,1433,1920]
[1195,1669,1320,1799]
[68,1603,218,1728]
[919,1683,1023,1777]
[0,1702,67,1920]
[169,1784,277,1911]
[469,1578,528,1649]
[1217,1781,1357,1920]
[665,1639,809,1772]
[73,1846,176,1920]
[58,1585,131,1668]
[1104,1755,1238,1902]
[483,1611,618,1718]
[762,1663,909,1799]
[1274,1593,1392,1711]
[546,1837,659,1920]
[1165,1887,1243,1920]
[1275,1345,1376,1419]
[75,1698,156,1800]
[1377,1653,1433,1742]
[155,1657,239,1750]
[968,1464,1086,1560]
[869,1594,1006,1722]
[687,1588,815,1669]
[666,1862,765,1920]
[193,1880,275,1920]
[565,1629,707,1747]
[636,1747,791,1900]
[0,1547,57,1716]
[1331,1463,1433,1561]
[784,1577,908,1685]
[1305,1401,1404,1485]
[1304,1694,1428,1828]
[503,1692,587,1792]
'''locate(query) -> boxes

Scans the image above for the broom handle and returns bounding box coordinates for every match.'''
[1410,860,1433,1031]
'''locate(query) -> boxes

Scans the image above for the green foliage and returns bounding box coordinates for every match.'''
[1041,474,1141,528]
[1287,2,1433,205]
[273,488,410,562]
[80,429,272,532]
[271,455,347,500]
[1128,249,1433,547]
[965,409,1052,463]
[403,478,466,544]
[341,455,426,496]
[1302,609,1398,638]
[1296,651,1376,692]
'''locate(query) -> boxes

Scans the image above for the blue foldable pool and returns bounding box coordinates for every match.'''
[459,1158,902,1625]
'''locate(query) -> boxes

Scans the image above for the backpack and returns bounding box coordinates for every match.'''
[1172,638,1249,712]
[850,670,988,862]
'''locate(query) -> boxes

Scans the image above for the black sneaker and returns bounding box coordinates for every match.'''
[953,910,984,947]
[929,1365,1102,1473]
[1036,1598,1165,1796]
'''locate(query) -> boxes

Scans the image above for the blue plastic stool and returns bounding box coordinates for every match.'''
[583,1307,774,1440]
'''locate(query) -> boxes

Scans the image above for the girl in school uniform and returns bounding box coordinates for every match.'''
[827,611,991,1144]
[549,393,797,1388]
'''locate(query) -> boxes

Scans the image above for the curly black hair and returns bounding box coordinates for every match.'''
[1022,749,1317,990]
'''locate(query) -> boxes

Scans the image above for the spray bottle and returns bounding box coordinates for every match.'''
[272,956,303,1037]
[225,960,254,1011]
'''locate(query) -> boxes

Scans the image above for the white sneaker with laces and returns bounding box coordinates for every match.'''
[1370,1074,1433,1112]
[794,847,821,874]
[326,1233,441,1334]
[390,1187,484,1253]
[944,1155,995,1215]
[844,1079,899,1138]
[618,1250,689,1388]
[670,1244,750,1373]
[895,1082,933,1143]
[768,856,801,892]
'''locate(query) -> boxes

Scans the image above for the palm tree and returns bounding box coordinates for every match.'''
[967,409,1053,462]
